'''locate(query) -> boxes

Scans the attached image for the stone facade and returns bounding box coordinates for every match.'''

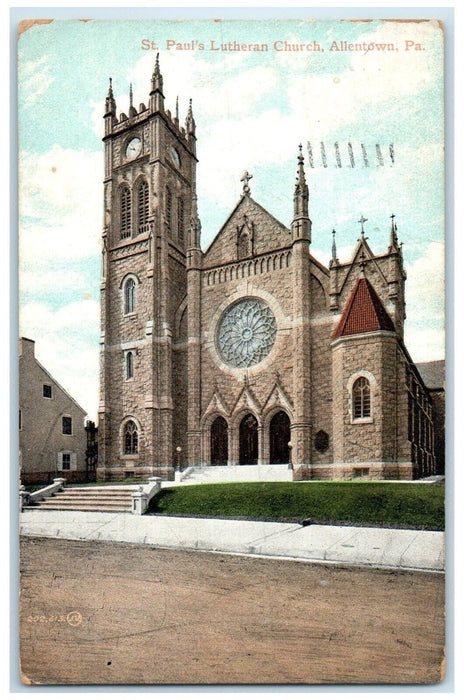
[98,59,441,481]
[19,338,89,485]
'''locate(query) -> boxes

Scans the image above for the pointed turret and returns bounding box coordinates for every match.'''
[291,145,311,242]
[388,213,400,253]
[104,78,117,136]
[129,83,137,118]
[188,193,202,251]
[185,98,196,152]
[385,214,406,338]
[330,229,339,267]
[149,53,164,112]
[294,144,309,216]
[104,77,116,117]
[185,98,195,133]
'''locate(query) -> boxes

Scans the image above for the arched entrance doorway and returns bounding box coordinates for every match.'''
[210,416,228,466]
[239,413,258,465]
[269,411,291,464]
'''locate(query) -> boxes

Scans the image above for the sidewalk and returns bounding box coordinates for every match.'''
[19,508,445,572]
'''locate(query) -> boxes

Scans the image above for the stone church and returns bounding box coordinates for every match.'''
[97,57,439,481]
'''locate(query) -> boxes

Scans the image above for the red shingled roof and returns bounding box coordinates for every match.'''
[333,277,396,339]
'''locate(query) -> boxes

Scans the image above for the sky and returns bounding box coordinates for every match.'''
[17,17,445,421]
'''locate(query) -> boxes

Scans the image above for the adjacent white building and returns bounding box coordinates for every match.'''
[19,337,89,485]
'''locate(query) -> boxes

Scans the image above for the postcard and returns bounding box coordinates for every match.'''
[17,16,446,686]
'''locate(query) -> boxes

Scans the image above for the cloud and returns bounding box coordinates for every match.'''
[19,300,100,420]
[405,240,445,322]
[19,267,86,296]
[20,299,99,336]
[88,26,443,241]
[404,241,445,361]
[19,55,55,105]
[19,146,101,263]
[348,21,442,99]
[403,328,445,364]
[91,52,278,139]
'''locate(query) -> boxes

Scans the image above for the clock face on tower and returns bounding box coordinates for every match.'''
[125,136,142,160]
[169,146,181,168]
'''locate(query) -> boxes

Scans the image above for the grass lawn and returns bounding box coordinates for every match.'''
[148,481,445,530]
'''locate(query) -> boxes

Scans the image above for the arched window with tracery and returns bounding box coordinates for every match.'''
[123,420,138,455]
[120,186,132,238]
[138,180,149,232]
[353,377,371,419]
[124,277,136,314]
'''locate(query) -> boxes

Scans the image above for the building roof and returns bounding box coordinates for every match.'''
[332,276,396,339]
[19,336,88,416]
[415,360,445,390]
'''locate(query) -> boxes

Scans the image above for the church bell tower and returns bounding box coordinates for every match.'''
[97,56,198,479]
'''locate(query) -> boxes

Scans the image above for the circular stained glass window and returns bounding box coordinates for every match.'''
[216,298,277,368]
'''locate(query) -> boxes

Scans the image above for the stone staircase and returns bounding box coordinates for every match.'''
[180,464,293,484]
[23,486,137,513]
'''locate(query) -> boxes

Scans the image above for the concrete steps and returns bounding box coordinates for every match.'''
[24,486,137,513]
[180,464,293,484]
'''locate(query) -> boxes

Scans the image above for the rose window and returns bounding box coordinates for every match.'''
[216,298,277,368]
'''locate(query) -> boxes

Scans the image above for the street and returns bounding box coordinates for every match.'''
[20,536,445,686]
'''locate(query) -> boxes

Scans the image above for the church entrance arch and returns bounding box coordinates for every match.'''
[210,416,228,466]
[239,413,258,465]
[269,411,291,464]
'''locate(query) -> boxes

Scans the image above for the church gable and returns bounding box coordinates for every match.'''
[329,226,404,331]
[338,237,388,300]
[262,375,294,417]
[203,195,291,268]
[204,384,230,418]
[231,380,262,419]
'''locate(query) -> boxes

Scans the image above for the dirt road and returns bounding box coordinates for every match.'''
[19,536,445,686]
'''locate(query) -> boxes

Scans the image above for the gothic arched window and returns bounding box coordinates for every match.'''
[120,186,132,238]
[177,197,184,244]
[138,180,149,231]
[353,377,371,419]
[124,277,136,314]
[238,232,250,259]
[125,351,134,380]
[166,187,172,231]
[123,420,138,455]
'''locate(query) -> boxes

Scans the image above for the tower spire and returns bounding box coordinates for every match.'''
[129,82,136,117]
[188,193,202,249]
[104,77,116,117]
[388,213,400,252]
[330,229,339,266]
[149,53,164,112]
[331,229,337,260]
[294,144,309,218]
[185,98,196,136]
[291,144,311,242]
[151,52,163,92]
